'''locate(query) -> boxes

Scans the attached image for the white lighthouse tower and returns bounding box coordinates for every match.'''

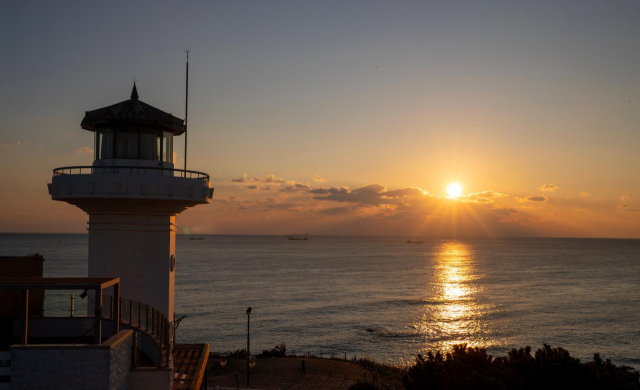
[48,83,213,334]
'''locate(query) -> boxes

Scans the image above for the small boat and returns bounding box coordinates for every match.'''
[406,239,423,244]
[288,233,309,241]
[189,237,204,241]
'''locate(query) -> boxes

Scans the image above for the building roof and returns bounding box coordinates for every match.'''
[173,344,209,390]
[0,277,120,290]
[80,83,186,135]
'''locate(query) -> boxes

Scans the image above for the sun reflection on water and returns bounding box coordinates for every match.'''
[414,242,500,355]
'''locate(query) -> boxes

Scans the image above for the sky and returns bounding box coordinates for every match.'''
[1,1,639,237]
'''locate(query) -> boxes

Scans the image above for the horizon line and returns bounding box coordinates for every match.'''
[1,232,639,241]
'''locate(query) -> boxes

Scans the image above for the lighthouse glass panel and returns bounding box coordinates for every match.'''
[162,132,172,163]
[156,134,161,161]
[140,132,161,161]
[115,131,139,159]
[97,130,114,159]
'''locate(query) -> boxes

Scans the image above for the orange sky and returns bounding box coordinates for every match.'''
[1,2,640,238]
[1,139,638,238]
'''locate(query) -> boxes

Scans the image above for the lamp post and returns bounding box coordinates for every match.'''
[246,307,252,388]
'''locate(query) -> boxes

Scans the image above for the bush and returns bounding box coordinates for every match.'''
[403,344,639,390]
[227,348,247,359]
[257,343,287,358]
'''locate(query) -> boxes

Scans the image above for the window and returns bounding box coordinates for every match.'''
[140,131,161,161]
[162,132,173,163]
[115,131,138,159]
[156,134,161,161]
[96,129,171,161]
[97,130,114,159]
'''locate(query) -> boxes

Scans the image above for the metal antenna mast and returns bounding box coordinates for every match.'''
[184,50,189,171]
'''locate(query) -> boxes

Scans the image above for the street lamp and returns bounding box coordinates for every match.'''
[246,307,252,388]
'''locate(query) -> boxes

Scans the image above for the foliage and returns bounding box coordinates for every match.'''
[403,344,639,390]
[256,343,287,358]
[226,348,247,359]
[355,356,405,389]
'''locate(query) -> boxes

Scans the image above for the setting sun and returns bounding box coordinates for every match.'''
[447,183,462,198]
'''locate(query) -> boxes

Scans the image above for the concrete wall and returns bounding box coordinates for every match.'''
[108,332,133,390]
[10,330,132,390]
[129,367,172,390]
[88,214,175,321]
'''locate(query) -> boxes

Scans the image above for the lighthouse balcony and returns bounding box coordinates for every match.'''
[48,165,214,205]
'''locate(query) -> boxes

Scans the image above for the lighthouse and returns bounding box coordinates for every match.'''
[48,83,213,334]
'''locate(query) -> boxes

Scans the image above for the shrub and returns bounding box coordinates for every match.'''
[403,344,639,390]
[257,343,287,358]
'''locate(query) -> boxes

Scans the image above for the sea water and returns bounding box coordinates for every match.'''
[1,234,638,368]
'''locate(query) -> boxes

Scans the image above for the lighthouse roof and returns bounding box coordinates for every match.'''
[80,83,186,135]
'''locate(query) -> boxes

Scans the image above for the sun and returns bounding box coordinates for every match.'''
[447,183,462,198]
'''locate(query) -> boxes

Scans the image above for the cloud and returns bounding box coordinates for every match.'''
[306,183,531,236]
[517,195,548,203]
[540,184,559,192]
[461,191,508,203]
[313,175,327,182]
[231,173,290,185]
[172,152,186,165]
[319,207,353,216]
[311,184,398,206]
[279,183,311,193]
[262,202,300,210]
[0,141,26,148]
[309,187,350,196]
[580,192,590,197]
[575,207,593,214]
[251,174,286,184]
[231,173,249,183]
[211,195,240,204]
[616,203,640,212]
[74,146,94,155]
[197,179,587,237]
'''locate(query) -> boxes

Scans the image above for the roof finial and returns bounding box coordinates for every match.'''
[131,78,139,100]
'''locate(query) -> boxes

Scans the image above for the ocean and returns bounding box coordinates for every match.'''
[1,234,639,368]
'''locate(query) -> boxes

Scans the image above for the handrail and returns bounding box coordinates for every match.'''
[53,165,209,181]
[103,295,173,368]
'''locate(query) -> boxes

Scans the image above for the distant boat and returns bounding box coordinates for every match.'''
[287,233,309,241]
[189,237,204,241]
[406,239,423,244]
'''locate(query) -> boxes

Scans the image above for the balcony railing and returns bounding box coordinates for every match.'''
[103,295,173,368]
[53,165,209,181]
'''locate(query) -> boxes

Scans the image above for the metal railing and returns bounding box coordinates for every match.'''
[53,165,209,181]
[103,295,173,367]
